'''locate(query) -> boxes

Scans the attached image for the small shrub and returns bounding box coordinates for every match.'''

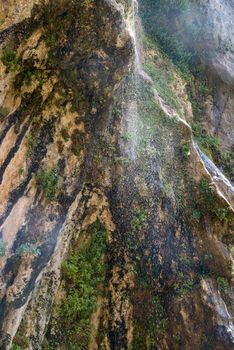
[56,220,107,349]
[20,68,46,86]
[192,209,202,221]
[199,179,215,205]
[17,243,40,257]
[1,48,19,72]
[0,239,7,257]
[25,132,40,157]
[131,209,148,234]
[36,169,59,200]
[0,106,10,118]
[180,142,191,160]
[217,277,229,293]
[12,333,29,349]
[143,60,180,112]
[11,345,22,350]
[174,272,193,296]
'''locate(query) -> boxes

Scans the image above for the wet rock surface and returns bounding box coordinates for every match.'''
[0,0,233,349]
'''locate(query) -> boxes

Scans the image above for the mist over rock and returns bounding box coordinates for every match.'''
[183,0,234,86]
[0,1,233,349]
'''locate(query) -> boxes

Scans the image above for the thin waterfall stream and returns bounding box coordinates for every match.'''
[123,0,141,160]
[126,0,234,211]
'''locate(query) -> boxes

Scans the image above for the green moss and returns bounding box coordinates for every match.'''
[141,2,233,178]
[36,168,59,200]
[179,142,191,160]
[1,48,19,72]
[0,106,10,118]
[48,220,107,349]
[11,345,23,350]
[174,272,193,296]
[140,0,191,70]
[195,179,233,222]
[132,286,168,349]
[16,243,40,257]
[192,209,202,221]
[20,68,46,87]
[217,277,229,293]
[156,0,189,12]
[192,121,220,158]
[131,209,148,234]
[0,239,7,257]
[143,59,180,113]
[11,322,29,350]
[26,130,40,157]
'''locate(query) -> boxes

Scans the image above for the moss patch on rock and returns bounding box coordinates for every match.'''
[44,220,107,350]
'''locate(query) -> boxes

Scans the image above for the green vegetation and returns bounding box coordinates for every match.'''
[197,179,232,221]
[25,115,42,157]
[179,142,191,160]
[192,121,220,157]
[26,130,40,157]
[0,106,10,118]
[1,47,46,90]
[142,34,182,112]
[0,239,7,257]
[217,277,229,293]
[1,48,19,72]
[11,345,23,350]
[36,169,59,200]
[192,209,202,221]
[140,0,191,71]
[131,209,148,234]
[17,243,40,257]
[174,271,193,296]
[141,1,233,178]
[144,60,180,112]
[12,320,30,349]
[132,278,168,349]
[156,0,189,12]
[21,69,46,87]
[48,220,107,349]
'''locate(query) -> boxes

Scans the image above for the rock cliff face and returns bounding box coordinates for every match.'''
[0,1,233,350]
[182,0,234,158]
[140,0,234,174]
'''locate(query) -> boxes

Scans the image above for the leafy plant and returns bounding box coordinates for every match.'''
[12,332,29,349]
[50,220,107,349]
[20,68,46,87]
[174,272,193,296]
[25,131,40,157]
[131,209,148,234]
[192,209,202,221]
[1,48,19,72]
[217,277,229,293]
[179,142,191,160]
[17,243,40,257]
[36,169,59,200]
[0,239,7,257]
[0,106,10,118]
[143,60,180,112]
[11,345,22,350]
